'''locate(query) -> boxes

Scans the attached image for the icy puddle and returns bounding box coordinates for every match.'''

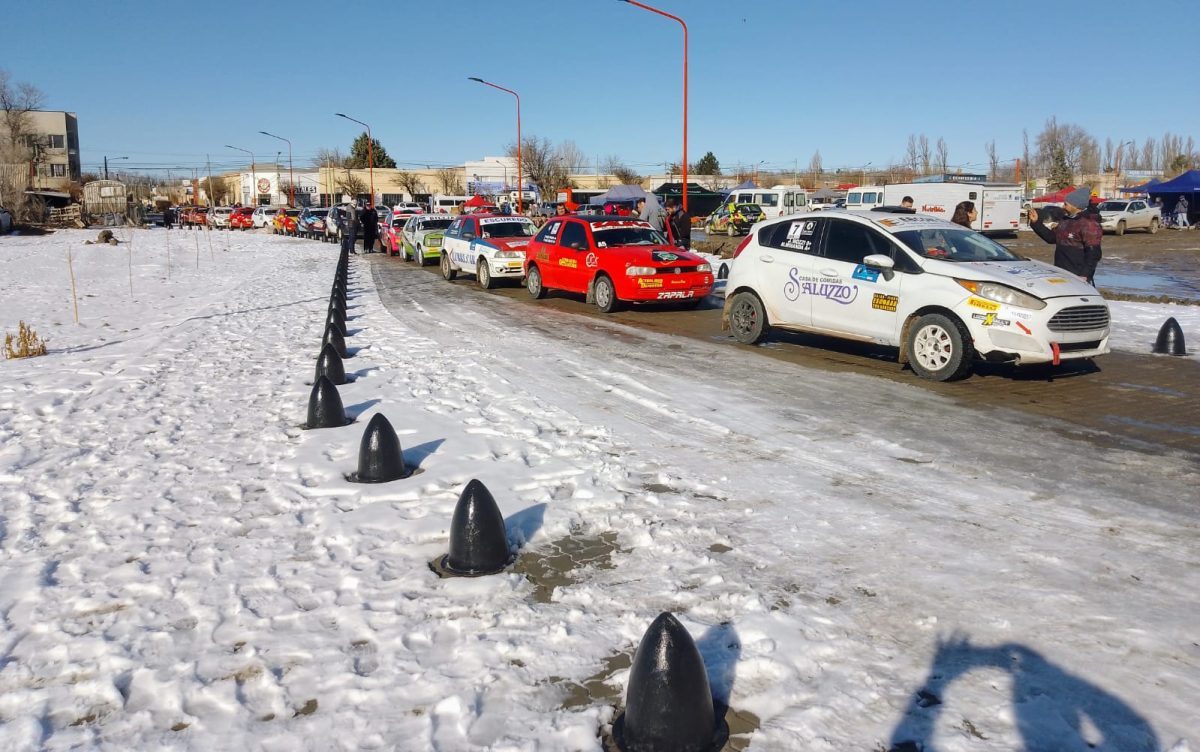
[512,530,625,603]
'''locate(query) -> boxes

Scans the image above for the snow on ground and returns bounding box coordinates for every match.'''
[0,228,1197,750]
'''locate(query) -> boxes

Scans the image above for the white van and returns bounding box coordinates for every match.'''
[844,186,885,211]
[723,185,809,219]
[882,182,1022,235]
[431,194,469,214]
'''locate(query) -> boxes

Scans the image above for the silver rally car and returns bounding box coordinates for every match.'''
[722,208,1110,381]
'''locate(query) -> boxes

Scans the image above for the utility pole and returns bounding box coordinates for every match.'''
[206,154,214,206]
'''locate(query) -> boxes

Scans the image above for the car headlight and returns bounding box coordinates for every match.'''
[956,279,1046,310]
[695,263,711,273]
[626,266,657,276]
[495,250,522,259]
[427,237,441,246]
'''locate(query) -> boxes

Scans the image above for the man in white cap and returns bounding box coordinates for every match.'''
[1028,186,1102,285]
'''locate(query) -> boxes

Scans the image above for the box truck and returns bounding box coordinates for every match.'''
[882,182,1021,235]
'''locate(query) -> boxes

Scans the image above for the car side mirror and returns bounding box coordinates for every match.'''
[863,253,896,281]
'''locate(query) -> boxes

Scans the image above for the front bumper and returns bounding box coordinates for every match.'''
[487,257,526,276]
[621,272,714,302]
[959,296,1110,365]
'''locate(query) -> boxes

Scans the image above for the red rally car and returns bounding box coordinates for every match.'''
[523,216,713,312]
[229,206,255,230]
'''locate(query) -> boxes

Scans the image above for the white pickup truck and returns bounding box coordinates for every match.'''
[1097,199,1161,235]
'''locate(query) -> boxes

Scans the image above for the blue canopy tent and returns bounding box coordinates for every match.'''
[720,178,758,199]
[1118,177,1162,194]
[1146,170,1200,226]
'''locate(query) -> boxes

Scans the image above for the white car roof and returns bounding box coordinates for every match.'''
[783,208,966,234]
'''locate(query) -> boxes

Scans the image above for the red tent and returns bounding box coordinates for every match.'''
[1030,186,1076,203]
[462,194,489,207]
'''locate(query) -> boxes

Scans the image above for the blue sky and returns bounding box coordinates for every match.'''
[4,0,1193,177]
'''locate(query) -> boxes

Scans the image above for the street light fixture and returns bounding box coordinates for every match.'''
[468,77,522,213]
[225,145,256,206]
[335,113,374,207]
[618,0,688,213]
[259,131,294,206]
[104,155,128,180]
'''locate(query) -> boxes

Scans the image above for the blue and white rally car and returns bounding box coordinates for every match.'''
[722,208,1110,381]
[439,214,539,289]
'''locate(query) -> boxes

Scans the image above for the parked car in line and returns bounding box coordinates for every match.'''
[329,204,365,244]
[440,214,539,288]
[229,206,255,230]
[251,206,278,228]
[296,207,331,239]
[401,214,455,265]
[209,206,233,229]
[706,203,764,236]
[272,208,301,235]
[182,207,209,227]
[1097,199,1161,235]
[393,202,423,214]
[722,208,1110,381]
[524,216,714,311]
[0,205,12,234]
[380,213,412,256]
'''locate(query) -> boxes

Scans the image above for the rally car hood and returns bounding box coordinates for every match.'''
[612,246,706,266]
[477,236,533,251]
[927,258,1099,298]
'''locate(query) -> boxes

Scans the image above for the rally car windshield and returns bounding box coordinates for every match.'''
[419,219,453,230]
[593,227,667,246]
[480,221,535,238]
[894,228,1022,262]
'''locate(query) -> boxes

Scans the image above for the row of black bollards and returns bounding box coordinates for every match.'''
[304,249,729,751]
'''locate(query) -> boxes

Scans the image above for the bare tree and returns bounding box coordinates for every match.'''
[904,135,920,174]
[1022,129,1031,181]
[1141,138,1157,171]
[313,147,346,168]
[506,135,580,200]
[336,174,367,201]
[395,170,425,200]
[918,134,931,175]
[935,137,949,173]
[0,68,46,148]
[985,140,999,180]
[1103,137,1114,172]
[1035,117,1097,180]
[435,167,464,195]
[603,155,641,185]
[808,150,823,176]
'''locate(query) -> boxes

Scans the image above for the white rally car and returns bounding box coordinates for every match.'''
[722,208,1110,381]
[440,214,538,289]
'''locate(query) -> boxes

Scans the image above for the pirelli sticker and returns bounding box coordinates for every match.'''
[967,297,1000,312]
[871,293,899,312]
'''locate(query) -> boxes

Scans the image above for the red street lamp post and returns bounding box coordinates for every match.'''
[335,113,375,207]
[618,0,688,213]
[468,77,522,214]
[259,131,293,206]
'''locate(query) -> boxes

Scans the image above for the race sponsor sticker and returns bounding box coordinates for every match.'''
[972,312,1011,327]
[638,278,663,289]
[967,297,1000,312]
[876,215,944,227]
[652,251,680,263]
[871,293,899,312]
[480,216,532,226]
[559,257,578,269]
[585,252,598,268]
[1046,277,1068,284]
[780,221,817,251]
[784,268,858,305]
[656,290,695,300]
[593,220,650,229]
[852,264,880,283]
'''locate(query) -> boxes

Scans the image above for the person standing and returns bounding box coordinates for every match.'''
[162,205,174,229]
[360,201,379,253]
[665,198,690,248]
[342,202,359,254]
[950,201,977,229]
[1174,196,1189,229]
[1028,186,1102,285]
[637,196,666,233]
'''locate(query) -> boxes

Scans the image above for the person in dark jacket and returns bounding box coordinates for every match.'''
[665,198,690,248]
[162,206,174,229]
[1028,186,1102,285]
[360,201,379,253]
[341,202,359,254]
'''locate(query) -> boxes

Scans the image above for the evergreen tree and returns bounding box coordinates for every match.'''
[692,151,721,175]
[347,133,396,169]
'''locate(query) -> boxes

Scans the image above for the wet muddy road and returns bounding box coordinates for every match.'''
[369,254,1200,458]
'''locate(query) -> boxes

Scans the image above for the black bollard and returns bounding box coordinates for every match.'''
[326,306,346,332]
[314,342,347,385]
[323,324,348,358]
[305,374,350,429]
[329,297,346,319]
[325,313,347,339]
[613,612,729,752]
[436,479,510,576]
[347,414,412,482]
[1152,317,1187,356]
